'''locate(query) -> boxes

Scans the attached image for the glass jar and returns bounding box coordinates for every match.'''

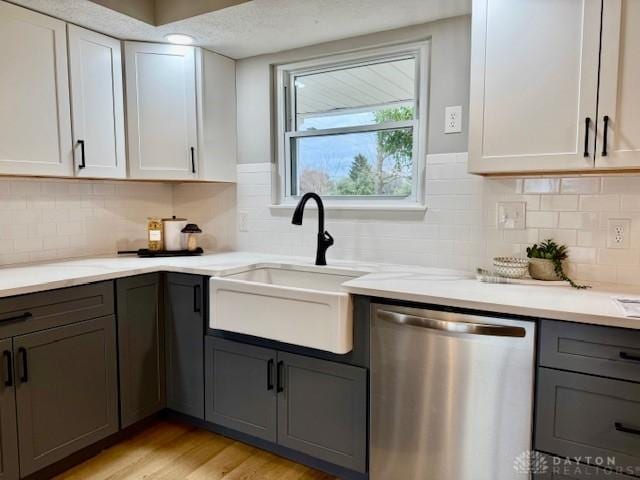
[147,217,163,251]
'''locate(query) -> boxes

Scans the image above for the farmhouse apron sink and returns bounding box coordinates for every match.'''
[209,265,363,354]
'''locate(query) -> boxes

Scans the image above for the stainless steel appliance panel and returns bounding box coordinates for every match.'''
[371,304,536,480]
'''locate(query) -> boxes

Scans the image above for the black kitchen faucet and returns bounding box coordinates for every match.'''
[291,192,334,266]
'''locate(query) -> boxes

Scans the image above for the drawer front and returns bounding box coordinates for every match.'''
[535,368,640,472]
[532,453,636,479]
[539,320,640,382]
[0,282,114,338]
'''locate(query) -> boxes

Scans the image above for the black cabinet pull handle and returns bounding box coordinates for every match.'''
[584,117,591,157]
[77,139,86,169]
[620,351,640,362]
[615,422,640,436]
[18,347,28,383]
[276,361,284,393]
[267,359,274,391]
[190,147,196,174]
[0,312,32,324]
[2,351,12,387]
[602,115,609,157]
[193,285,201,314]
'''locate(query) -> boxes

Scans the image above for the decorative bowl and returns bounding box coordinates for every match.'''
[493,257,529,279]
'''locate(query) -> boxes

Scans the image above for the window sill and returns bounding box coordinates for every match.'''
[269,203,428,213]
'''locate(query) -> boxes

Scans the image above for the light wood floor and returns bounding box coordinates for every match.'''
[54,420,336,480]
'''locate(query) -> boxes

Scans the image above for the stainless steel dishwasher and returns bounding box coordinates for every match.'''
[371,304,535,480]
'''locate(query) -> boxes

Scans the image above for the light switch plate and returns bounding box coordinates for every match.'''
[497,202,526,230]
[444,105,462,134]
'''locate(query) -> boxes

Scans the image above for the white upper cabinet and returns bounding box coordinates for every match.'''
[196,49,237,183]
[125,42,199,180]
[0,1,73,176]
[68,25,126,178]
[596,0,640,169]
[468,0,602,174]
[0,3,235,182]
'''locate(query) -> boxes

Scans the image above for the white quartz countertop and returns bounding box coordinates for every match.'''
[1,251,639,330]
[342,270,640,330]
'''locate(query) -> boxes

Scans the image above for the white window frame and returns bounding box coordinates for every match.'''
[273,41,430,209]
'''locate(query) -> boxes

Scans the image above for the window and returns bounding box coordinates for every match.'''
[275,42,429,207]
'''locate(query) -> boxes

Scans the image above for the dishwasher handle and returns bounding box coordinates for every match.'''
[376,309,526,338]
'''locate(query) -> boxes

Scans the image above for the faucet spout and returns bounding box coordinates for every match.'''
[291,192,334,266]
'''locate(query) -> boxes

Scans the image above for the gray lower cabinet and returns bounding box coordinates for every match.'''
[535,367,640,474]
[14,316,119,477]
[539,320,640,383]
[277,352,367,473]
[0,338,19,480]
[205,337,277,442]
[205,337,367,473]
[165,273,205,419]
[116,274,165,428]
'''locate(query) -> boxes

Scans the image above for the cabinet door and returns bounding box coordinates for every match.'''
[0,339,18,480]
[68,25,126,178]
[116,274,165,428]
[125,42,199,180]
[14,316,118,477]
[205,337,277,442]
[468,0,601,174]
[196,49,237,182]
[596,0,640,168]
[277,352,367,473]
[0,1,73,176]
[165,274,204,419]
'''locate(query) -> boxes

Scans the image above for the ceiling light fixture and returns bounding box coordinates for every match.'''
[164,34,195,45]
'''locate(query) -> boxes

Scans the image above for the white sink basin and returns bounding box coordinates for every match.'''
[209,266,362,354]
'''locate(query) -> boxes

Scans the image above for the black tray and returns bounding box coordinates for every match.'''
[118,247,203,258]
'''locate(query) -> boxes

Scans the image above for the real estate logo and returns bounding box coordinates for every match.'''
[513,450,549,475]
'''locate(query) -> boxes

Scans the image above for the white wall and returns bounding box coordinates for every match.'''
[235,15,471,164]
[233,13,640,286]
[4,13,640,288]
[173,182,236,251]
[237,155,640,286]
[0,177,235,266]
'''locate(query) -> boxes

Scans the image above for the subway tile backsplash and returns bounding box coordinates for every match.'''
[3,152,640,287]
[237,153,640,286]
[0,177,235,266]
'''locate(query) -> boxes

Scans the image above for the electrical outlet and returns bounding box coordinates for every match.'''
[238,210,249,232]
[607,218,630,249]
[444,105,462,134]
[497,202,526,230]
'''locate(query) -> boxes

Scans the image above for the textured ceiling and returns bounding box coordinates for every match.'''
[11,0,471,59]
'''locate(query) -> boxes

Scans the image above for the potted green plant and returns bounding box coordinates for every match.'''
[526,239,589,289]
